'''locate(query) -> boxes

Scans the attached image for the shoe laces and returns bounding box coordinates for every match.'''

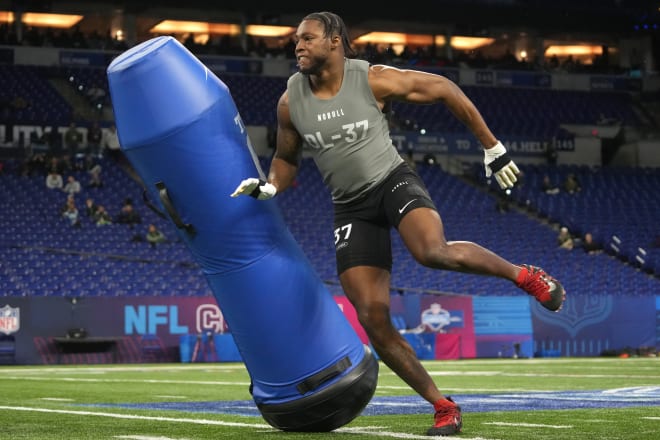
[519,265,553,302]
[433,398,461,427]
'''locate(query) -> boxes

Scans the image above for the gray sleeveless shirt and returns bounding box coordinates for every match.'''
[287,58,403,203]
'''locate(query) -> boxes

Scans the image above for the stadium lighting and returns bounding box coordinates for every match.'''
[150,20,294,38]
[354,32,434,46]
[245,25,295,37]
[0,11,83,28]
[440,36,496,50]
[354,32,494,51]
[151,21,241,35]
[545,45,603,57]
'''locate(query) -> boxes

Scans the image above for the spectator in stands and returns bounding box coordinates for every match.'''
[582,232,602,254]
[59,194,75,215]
[21,152,47,177]
[45,169,63,190]
[87,121,103,158]
[62,175,81,195]
[561,55,577,71]
[145,223,167,246]
[230,11,565,437]
[83,156,103,188]
[541,174,560,194]
[544,142,558,166]
[115,198,141,226]
[87,163,102,188]
[93,204,112,226]
[557,226,574,250]
[101,124,122,162]
[46,156,68,175]
[61,198,81,228]
[83,197,97,217]
[64,121,84,159]
[563,173,581,194]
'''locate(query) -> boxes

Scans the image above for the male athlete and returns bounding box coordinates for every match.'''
[232,11,565,436]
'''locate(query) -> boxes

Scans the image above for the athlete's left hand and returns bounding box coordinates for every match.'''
[483,141,520,190]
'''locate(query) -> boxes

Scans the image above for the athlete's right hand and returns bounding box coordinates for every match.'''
[483,141,520,190]
[230,177,277,200]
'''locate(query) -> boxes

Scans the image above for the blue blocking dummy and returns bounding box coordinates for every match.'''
[106,36,378,431]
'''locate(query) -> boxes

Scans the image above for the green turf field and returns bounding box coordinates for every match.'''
[0,357,659,439]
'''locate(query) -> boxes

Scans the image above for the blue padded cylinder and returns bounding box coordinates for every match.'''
[107,36,377,431]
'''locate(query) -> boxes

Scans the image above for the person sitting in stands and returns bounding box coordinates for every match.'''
[563,173,581,194]
[62,198,81,228]
[115,198,142,226]
[541,174,559,195]
[94,205,113,226]
[145,224,167,246]
[84,197,97,217]
[582,232,602,254]
[557,227,574,250]
[46,170,63,190]
[62,175,81,195]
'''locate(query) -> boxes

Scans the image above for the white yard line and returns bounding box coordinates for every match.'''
[0,405,273,429]
[0,364,247,374]
[0,375,251,386]
[376,385,555,393]
[0,405,501,440]
[483,422,572,429]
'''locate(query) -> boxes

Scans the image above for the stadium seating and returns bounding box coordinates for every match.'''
[392,86,641,138]
[0,65,73,128]
[2,149,659,298]
[2,65,641,136]
[1,66,658,299]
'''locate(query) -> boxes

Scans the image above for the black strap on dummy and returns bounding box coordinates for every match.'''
[155,181,195,236]
[142,188,167,220]
[296,356,352,395]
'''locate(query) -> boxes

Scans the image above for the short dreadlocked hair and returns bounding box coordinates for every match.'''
[302,11,358,59]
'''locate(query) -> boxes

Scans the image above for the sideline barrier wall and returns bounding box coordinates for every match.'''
[0,293,655,365]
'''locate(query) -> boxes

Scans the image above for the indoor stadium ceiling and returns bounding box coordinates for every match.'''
[13,0,659,36]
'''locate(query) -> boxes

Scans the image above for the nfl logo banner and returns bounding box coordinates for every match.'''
[0,305,20,334]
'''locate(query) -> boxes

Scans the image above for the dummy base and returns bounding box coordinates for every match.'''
[257,345,379,432]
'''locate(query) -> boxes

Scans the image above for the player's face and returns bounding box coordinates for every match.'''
[294,19,331,76]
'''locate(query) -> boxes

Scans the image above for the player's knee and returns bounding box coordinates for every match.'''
[413,245,449,269]
[356,304,391,334]
[413,243,465,271]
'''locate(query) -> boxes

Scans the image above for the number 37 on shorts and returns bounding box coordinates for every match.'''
[334,223,352,249]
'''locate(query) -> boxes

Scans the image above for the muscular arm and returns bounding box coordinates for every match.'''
[368,65,498,149]
[268,91,303,193]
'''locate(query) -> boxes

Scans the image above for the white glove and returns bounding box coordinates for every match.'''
[483,141,520,189]
[230,177,277,200]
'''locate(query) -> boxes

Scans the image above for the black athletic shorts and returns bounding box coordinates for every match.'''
[333,162,437,275]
